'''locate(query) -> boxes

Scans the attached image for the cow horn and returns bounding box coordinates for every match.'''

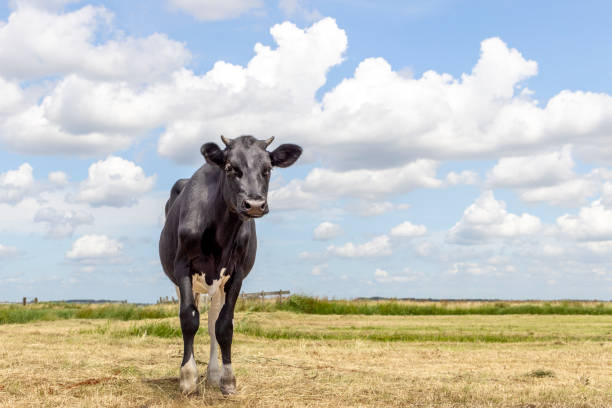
[220,135,232,147]
[264,136,275,147]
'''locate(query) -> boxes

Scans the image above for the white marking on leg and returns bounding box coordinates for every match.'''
[220,363,236,395]
[179,353,198,395]
[206,286,223,387]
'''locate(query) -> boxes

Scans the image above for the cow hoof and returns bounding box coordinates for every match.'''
[206,365,221,387]
[179,356,198,395]
[220,374,236,395]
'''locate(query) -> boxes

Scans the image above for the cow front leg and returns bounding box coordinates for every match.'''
[177,272,200,395]
[206,283,224,386]
[216,275,242,395]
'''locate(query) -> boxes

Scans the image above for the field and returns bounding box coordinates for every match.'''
[0,299,610,407]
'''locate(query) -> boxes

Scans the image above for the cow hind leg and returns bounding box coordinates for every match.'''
[177,275,200,395]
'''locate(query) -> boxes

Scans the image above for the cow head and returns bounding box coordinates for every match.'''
[201,135,302,219]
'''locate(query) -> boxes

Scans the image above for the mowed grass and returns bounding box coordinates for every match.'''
[0,305,610,408]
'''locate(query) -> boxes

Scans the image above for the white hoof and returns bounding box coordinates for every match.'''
[220,364,236,395]
[206,364,222,387]
[179,355,198,395]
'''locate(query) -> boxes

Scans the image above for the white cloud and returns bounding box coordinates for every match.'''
[390,221,427,237]
[0,244,18,259]
[278,0,322,21]
[65,234,122,260]
[0,5,190,81]
[1,15,612,175]
[556,200,612,241]
[34,207,93,238]
[48,171,69,185]
[448,191,542,243]
[270,160,441,208]
[9,0,81,10]
[374,267,418,283]
[518,178,599,207]
[313,221,342,240]
[168,0,262,21]
[0,163,34,204]
[486,146,575,188]
[77,156,155,207]
[311,263,327,276]
[445,170,479,186]
[327,235,391,258]
[0,77,24,116]
[157,18,347,163]
[448,262,491,276]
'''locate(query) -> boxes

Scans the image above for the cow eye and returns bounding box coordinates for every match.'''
[224,163,241,178]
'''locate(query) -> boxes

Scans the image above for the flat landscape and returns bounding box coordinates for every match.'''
[0,299,610,407]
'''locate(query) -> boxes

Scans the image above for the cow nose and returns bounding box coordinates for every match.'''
[243,198,268,216]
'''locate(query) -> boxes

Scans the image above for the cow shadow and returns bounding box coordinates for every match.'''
[142,377,180,395]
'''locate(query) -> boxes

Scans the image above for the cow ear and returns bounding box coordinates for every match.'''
[201,143,225,167]
[269,144,302,168]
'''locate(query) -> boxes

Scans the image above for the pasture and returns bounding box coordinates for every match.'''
[0,299,610,407]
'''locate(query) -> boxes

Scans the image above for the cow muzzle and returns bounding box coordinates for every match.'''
[241,198,268,218]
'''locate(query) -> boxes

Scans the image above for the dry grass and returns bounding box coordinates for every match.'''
[0,311,610,407]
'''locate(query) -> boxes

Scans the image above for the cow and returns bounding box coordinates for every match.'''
[159,135,302,395]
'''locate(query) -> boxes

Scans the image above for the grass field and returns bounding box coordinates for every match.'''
[0,299,610,407]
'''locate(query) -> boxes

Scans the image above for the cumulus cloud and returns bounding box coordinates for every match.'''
[0,4,189,156]
[390,221,427,237]
[313,221,342,240]
[0,163,34,204]
[34,207,93,238]
[445,170,479,186]
[327,235,391,258]
[157,18,347,163]
[65,234,122,260]
[518,178,600,207]
[486,146,608,207]
[448,191,542,243]
[0,5,190,81]
[48,171,69,185]
[486,146,575,188]
[167,0,262,21]
[77,156,155,207]
[269,160,441,210]
[556,200,612,241]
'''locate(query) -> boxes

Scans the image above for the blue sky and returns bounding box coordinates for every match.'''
[1,0,612,302]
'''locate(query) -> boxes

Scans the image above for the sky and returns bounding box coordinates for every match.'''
[1,0,612,303]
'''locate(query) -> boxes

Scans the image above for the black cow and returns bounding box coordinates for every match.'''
[159,135,302,395]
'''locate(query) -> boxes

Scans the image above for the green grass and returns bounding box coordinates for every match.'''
[105,311,612,343]
[121,321,183,338]
[1,296,610,326]
[0,303,175,325]
[264,296,612,316]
